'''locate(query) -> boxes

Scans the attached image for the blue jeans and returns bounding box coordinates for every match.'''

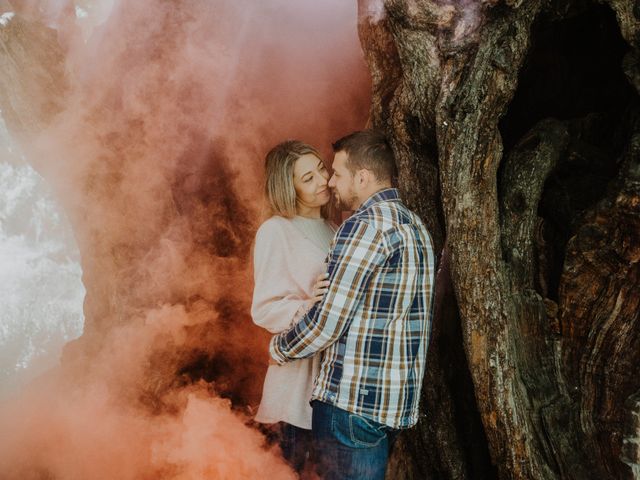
[279,422,313,474]
[311,401,398,480]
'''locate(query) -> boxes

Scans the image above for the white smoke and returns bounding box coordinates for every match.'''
[0,118,84,400]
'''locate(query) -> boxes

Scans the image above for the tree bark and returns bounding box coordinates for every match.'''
[360,0,640,478]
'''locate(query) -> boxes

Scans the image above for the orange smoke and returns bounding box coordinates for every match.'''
[0,0,369,477]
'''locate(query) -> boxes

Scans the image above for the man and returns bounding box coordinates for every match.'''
[270,130,435,479]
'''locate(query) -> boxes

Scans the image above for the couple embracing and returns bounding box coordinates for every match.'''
[251,130,436,480]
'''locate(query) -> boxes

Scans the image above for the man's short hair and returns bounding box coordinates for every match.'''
[332,130,397,183]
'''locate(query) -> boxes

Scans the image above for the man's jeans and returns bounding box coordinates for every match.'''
[311,400,398,480]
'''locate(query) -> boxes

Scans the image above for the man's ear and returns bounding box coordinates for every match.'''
[356,169,370,188]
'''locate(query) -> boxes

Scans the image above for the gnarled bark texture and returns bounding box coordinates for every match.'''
[360,0,640,478]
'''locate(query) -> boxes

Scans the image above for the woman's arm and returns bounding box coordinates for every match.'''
[251,220,314,334]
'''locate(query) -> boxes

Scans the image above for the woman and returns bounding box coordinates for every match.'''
[251,140,334,474]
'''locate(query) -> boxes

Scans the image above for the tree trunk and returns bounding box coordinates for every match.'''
[360,0,640,478]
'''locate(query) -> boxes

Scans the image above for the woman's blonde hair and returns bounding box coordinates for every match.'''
[264,140,330,219]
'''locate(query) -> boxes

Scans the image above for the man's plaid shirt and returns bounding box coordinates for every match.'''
[270,188,435,429]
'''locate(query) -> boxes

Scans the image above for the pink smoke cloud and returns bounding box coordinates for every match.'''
[0,0,370,477]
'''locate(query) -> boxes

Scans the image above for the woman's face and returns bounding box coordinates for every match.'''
[292,153,330,212]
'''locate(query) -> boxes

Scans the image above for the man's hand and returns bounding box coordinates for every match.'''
[311,272,330,303]
[269,336,286,365]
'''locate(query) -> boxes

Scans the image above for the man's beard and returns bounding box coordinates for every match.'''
[334,188,358,211]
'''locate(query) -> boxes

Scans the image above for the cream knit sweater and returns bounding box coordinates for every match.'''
[251,215,335,429]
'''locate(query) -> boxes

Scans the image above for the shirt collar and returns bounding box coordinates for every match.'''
[355,188,400,214]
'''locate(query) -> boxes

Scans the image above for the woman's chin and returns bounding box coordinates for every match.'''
[317,192,331,205]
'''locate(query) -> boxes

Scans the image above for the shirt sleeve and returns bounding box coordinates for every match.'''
[251,220,313,334]
[270,216,387,363]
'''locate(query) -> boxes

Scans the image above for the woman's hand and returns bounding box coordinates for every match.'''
[311,272,330,303]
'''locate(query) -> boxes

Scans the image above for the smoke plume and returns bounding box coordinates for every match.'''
[0,0,369,477]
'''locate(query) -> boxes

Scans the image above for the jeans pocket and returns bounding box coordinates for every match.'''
[347,413,387,448]
[327,404,387,449]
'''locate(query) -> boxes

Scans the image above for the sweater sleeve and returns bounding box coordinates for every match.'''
[251,219,314,334]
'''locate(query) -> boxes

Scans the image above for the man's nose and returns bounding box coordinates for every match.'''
[328,175,335,187]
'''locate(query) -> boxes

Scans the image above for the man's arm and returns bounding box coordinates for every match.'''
[270,216,386,364]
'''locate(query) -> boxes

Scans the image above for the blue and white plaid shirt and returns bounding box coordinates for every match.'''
[270,188,435,428]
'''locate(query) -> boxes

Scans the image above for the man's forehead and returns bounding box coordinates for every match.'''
[333,151,349,167]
